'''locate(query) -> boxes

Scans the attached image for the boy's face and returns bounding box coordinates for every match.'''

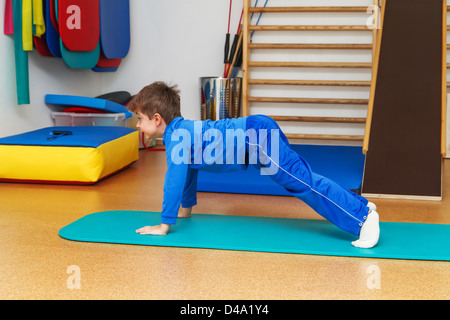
[135,111,160,139]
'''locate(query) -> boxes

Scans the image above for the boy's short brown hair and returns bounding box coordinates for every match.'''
[128,82,181,124]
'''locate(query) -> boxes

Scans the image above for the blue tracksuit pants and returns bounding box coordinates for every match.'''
[246,115,370,236]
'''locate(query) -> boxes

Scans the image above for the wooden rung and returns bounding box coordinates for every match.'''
[249,25,370,31]
[249,43,372,50]
[249,6,369,13]
[248,61,372,68]
[248,79,372,86]
[248,97,369,104]
[285,133,364,141]
[269,115,366,123]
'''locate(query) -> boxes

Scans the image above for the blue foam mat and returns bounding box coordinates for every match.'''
[99,0,131,59]
[45,94,132,118]
[59,211,450,261]
[0,126,136,148]
[197,144,365,195]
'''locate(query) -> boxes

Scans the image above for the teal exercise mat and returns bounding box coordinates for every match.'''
[59,211,450,261]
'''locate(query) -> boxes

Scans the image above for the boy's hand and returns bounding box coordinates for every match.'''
[136,223,170,236]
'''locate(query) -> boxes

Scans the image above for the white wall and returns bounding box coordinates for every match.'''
[0,0,242,137]
[0,0,447,151]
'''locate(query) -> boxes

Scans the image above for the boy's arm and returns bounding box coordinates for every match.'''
[160,159,189,224]
[181,167,198,209]
[136,140,190,235]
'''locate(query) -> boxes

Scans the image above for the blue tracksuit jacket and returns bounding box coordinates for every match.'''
[161,115,370,236]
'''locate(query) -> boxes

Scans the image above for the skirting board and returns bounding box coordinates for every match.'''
[362,194,442,201]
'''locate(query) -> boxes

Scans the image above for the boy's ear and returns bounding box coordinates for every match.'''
[153,113,163,126]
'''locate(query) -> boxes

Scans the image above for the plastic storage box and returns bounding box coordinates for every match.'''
[51,112,130,127]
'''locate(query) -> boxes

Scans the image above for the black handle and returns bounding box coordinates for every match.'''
[234,42,243,67]
[228,34,239,64]
[224,33,230,63]
[47,130,73,141]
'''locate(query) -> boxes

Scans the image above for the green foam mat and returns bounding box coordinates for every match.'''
[59,211,450,261]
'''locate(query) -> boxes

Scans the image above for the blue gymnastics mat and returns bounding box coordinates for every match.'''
[197,144,365,195]
[59,211,450,261]
[45,94,132,118]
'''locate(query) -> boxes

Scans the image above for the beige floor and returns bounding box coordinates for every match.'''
[0,149,449,300]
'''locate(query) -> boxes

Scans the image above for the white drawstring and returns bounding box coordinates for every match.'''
[246,141,365,225]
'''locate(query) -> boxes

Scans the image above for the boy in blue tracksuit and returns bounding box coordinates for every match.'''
[128,82,380,248]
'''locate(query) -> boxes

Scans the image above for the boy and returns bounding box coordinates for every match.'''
[128,82,380,248]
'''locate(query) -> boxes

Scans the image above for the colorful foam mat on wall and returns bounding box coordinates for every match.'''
[3,0,130,105]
